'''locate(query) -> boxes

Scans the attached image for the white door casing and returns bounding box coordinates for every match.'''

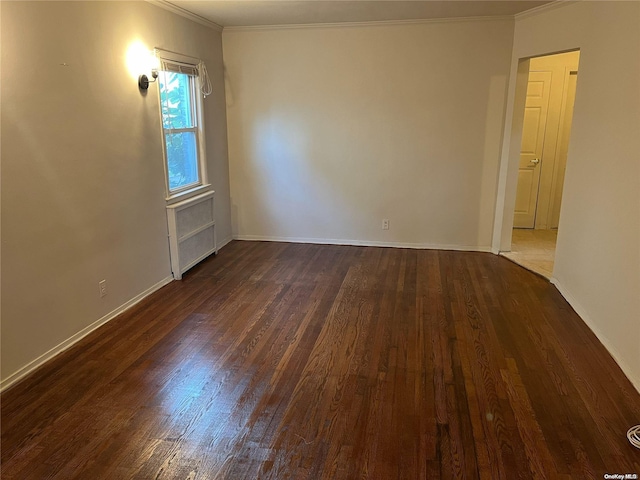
[549,69,578,229]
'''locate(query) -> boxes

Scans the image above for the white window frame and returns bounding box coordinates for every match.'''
[155,49,210,203]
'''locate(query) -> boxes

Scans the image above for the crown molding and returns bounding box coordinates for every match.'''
[147,0,223,31]
[223,15,512,33]
[515,0,577,21]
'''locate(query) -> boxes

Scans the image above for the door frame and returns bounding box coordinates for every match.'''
[491,48,580,254]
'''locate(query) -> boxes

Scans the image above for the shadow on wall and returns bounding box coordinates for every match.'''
[245,113,361,239]
[477,74,510,248]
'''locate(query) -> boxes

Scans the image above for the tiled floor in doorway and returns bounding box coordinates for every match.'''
[500,229,557,279]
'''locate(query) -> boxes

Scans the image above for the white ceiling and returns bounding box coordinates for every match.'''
[167,1,553,28]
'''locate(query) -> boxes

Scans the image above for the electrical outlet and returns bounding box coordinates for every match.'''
[382,219,389,230]
[99,280,107,298]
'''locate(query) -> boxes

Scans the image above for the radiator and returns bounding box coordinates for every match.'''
[166,191,217,280]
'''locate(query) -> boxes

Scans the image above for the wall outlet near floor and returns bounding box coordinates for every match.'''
[382,219,389,230]
[99,280,107,298]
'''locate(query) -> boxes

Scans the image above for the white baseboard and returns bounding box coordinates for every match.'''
[233,235,492,253]
[550,277,640,394]
[0,275,174,393]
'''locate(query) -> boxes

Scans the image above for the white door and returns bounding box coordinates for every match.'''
[513,71,552,228]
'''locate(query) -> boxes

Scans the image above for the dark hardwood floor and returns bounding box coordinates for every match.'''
[2,241,639,479]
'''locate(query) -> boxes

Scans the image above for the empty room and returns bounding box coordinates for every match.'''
[1,1,639,478]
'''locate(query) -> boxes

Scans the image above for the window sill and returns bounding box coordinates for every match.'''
[165,184,212,206]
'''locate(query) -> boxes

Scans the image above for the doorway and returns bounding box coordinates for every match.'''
[502,50,580,278]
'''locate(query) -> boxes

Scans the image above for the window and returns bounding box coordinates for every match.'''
[157,51,209,198]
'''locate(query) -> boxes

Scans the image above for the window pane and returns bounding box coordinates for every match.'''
[165,132,198,191]
[159,71,194,129]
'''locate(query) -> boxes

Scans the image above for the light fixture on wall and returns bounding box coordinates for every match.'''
[138,69,158,90]
[126,40,160,91]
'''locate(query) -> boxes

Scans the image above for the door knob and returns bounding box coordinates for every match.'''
[530,158,540,165]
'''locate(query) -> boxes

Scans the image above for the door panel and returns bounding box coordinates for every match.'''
[513,71,552,228]
[515,169,537,214]
[521,107,543,153]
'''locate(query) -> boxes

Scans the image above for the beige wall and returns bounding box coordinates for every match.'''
[1,1,231,386]
[496,1,640,389]
[223,19,514,249]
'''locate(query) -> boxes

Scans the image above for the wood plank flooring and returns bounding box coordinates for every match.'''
[2,241,639,479]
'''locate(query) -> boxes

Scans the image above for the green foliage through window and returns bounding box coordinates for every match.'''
[159,71,200,191]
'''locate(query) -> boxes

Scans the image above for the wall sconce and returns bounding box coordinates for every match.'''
[138,69,158,90]
[126,40,159,90]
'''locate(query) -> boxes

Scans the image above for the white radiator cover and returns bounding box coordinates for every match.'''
[166,191,217,280]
